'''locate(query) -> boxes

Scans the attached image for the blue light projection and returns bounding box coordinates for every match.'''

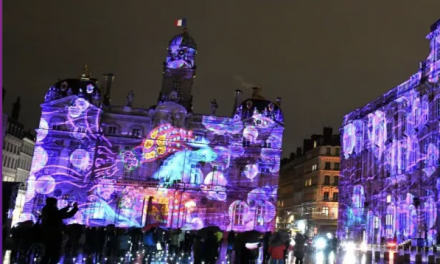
[338,19,440,245]
[21,93,284,232]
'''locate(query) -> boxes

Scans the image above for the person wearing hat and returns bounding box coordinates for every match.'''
[40,197,78,264]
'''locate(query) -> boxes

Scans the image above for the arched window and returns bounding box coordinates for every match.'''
[256,204,265,226]
[233,203,245,226]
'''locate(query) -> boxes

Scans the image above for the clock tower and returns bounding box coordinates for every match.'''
[159,28,197,111]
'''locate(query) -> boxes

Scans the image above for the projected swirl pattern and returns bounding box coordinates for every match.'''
[21,94,284,231]
[338,22,440,244]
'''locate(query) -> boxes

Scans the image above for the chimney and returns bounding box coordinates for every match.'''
[101,73,114,106]
[11,96,21,121]
[231,89,242,116]
[289,152,295,160]
[323,127,333,145]
[296,147,302,157]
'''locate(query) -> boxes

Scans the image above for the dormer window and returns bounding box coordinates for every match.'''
[108,126,117,134]
[243,139,251,147]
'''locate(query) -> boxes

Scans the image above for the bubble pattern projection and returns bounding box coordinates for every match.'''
[22,96,283,232]
[338,27,440,245]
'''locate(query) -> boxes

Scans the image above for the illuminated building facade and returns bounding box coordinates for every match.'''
[21,28,284,232]
[338,19,440,246]
[278,127,340,237]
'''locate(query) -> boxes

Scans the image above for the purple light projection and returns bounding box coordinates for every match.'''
[21,93,284,232]
[338,19,440,245]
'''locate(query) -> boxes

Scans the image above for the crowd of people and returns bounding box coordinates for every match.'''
[5,197,328,264]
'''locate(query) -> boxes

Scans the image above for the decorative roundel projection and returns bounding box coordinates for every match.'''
[68,98,90,118]
[19,212,36,223]
[120,150,140,171]
[243,164,259,181]
[32,146,49,173]
[204,171,227,186]
[86,84,94,94]
[70,149,91,170]
[247,188,266,207]
[191,217,204,230]
[35,175,56,194]
[25,174,36,202]
[253,115,272,129]
[243,126,258,142]
[343,123,356,159]
[37,118,49,142]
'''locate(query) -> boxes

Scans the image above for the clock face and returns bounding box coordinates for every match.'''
[166,46,195,69]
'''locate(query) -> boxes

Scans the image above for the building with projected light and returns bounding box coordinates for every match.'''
[21,28,284,232]
[337,19,440,246]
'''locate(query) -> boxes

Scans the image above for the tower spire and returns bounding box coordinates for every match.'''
[81,64,92,80]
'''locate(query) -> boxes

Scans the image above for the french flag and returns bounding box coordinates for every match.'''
[175,19,186,27]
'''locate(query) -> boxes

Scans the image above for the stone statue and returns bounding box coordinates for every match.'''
[211,99,218,115]
[126,90,135,107]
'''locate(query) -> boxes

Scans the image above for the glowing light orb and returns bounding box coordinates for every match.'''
[32,146,48,173]
[86,84,94,94]
[25,174,36,202]
[35,175,56,194]
[19,213,36,223]
[243,126,258,142]
[204,171,227,186]
[343,123,356,159]
[191,217,204,230]
[120,150,139,171]
[37,118,49,142]
[243,164,259,181]
[70,149,91,170]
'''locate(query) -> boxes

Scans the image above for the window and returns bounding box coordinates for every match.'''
[325,162,331,170]
[323,192,329,201]
[386,214,393,225]
[243,139,251,147]
[256,205,265,226]
[132,128,141,137]
[386,194,392,203]
[333,192,339,201]
[331,207,338,219]
[312,164,318,171]
[108,126,117,134]
[322,206,329,216]
[233,203,245,225]
[173,80,182,90]
[313,141,317,148]
[324,175,330,185]
[334,163,340,170]
[333,176,339,185]
[326,148,331,155]
[374,216,379,229]
[335,148,340,156]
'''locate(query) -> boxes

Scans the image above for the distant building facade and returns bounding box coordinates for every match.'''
[278,127,340,237]
[338,19,440,246]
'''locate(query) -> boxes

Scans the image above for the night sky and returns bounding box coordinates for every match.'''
[3,1,440,156]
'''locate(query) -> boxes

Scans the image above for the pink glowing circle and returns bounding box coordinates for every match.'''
[32,146,48,172]
[35,175,56,194]
[70,149,91,170]
[243,164,259,181]
[243,126,258,142]
[37,118,49,142]
[204,171,227,186]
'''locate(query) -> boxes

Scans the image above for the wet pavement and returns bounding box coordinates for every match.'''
[3,244,440,264]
